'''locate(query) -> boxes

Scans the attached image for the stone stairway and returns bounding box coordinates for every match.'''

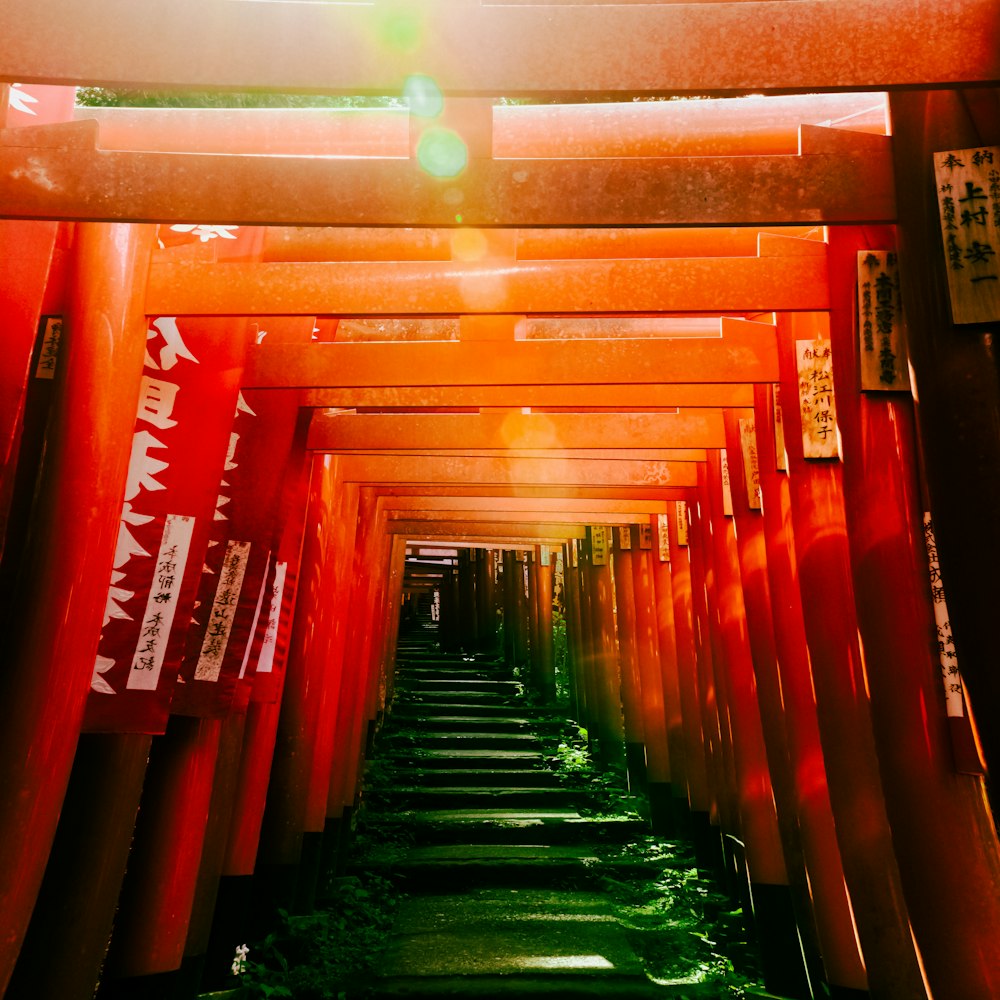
[349,645,713,999]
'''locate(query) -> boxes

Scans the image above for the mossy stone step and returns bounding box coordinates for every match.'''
[382,733,542,752]
[385,786,580,810]
[392,768,562,788]
[390,702,533,719]
[388,717,536,735]
[399,678,522,695]
[381,749,545,770]
[394,690,521,706]
[380,810,650,846]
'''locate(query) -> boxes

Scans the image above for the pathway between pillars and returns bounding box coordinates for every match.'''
[349,635,764,999]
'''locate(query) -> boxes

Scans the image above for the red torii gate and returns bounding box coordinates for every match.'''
[2,10,1000,999]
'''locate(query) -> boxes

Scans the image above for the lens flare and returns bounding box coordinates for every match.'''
[416,128,469,178]
[382,9,421,53]
[404,74,443,119]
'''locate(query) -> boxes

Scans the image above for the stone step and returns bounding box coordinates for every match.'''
[386,750,546,770]
[394,690,521,706]
[396,667,514,682]
[392,768,561,788]
[356,843,664,891]
[398,678,522,696]
[381,733,543,752]
[390,702,533,719]
[374,809,649,846]
[355,888,678,999]
[390,716,536,735]
[387,786,579,810]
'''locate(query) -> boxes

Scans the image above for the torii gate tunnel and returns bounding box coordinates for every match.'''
[2,2,1000,998]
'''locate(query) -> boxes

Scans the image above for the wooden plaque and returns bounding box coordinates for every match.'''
[857,251,909,391]
[796,339,840,459]
[934,147,1000,325]
[638,523,652,550]
[739,417,762,510]
[656,514,670,563]
[590,526,608,566]
[675,501,689,546]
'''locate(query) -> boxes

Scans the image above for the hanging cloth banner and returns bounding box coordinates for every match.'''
[172,385,301,716]
[83,317,251,733]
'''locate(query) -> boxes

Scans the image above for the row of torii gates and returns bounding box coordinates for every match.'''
[2,2,1000,998]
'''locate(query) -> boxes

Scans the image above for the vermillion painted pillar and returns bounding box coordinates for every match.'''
[475,546,497,654]
[658,508,711,837]
[686,487,737,870]
[181,712,249,992]
[777,310,929,999]
[632,525,676,833]
[585,528,625,766]
[722,407,831,994]
[888,88,1000,784]
[5,734,152,1000]
[829,226,1000,998]
[98,717,223,996]
[753,382,868,997]
[527,549,541,675]
[0,223,154,993]
[516,554,531,671]
[706,448,811,999]
[254,456,340,915]
[611,529,647,790]
[205,414,311,972]
[440,564,461,654]
[532,546,556,704]
[502,550,517,667]
[458,549,478,653]
[562,547,585,723]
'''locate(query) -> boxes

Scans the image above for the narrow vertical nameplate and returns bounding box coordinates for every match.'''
[857,250,910,391]
[675,501,689,546]
[656,514,670,563]
[256,560,287,675]
[720,450,734,515]
[590,526,608,566]
[922,514,965,718]
[796,338,840,459]
[773,384,787,472]
[618,526,631,550]
[934,147,1000,324]
[239,562,270,679]
[739,417,762,510]
[127,514,195,690]
[34,316,62,379]
[569,541,578,568]
[638,523,652,550]
[539,545,550,566]
[195,539,251,682]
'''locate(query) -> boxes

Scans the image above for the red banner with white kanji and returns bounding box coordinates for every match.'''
[171,387,301,717]
[83,317,252,733]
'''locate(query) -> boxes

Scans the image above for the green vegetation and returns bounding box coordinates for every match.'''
[597,838,763,996]
[232,874,400,1000]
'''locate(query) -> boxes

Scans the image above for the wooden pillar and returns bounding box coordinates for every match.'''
[707,447,811,998]
[457,549,478,653]
[611,529,647,789]
[687,487,736,870]
[502,551,517,667]
[777,310,929,999]
[532,546,556,704]
[527,549,541,677]
[98,717,223,994]
[585,528,625,766]
[829,225,1000,998]
[475,546,497,654]
[753,382,868,996]
[440,564,461,654]
[658,507,710,835]
[0,223,154,992]
[888,88,1000,784]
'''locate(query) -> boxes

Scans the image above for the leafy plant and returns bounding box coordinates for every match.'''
[233,874,399,1000]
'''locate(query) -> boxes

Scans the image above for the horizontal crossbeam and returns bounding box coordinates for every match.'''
[306,411,726,451]
[5,0,996,95]
[245,321,777,388]
[0,121,892,228]
[145,256,829,315]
